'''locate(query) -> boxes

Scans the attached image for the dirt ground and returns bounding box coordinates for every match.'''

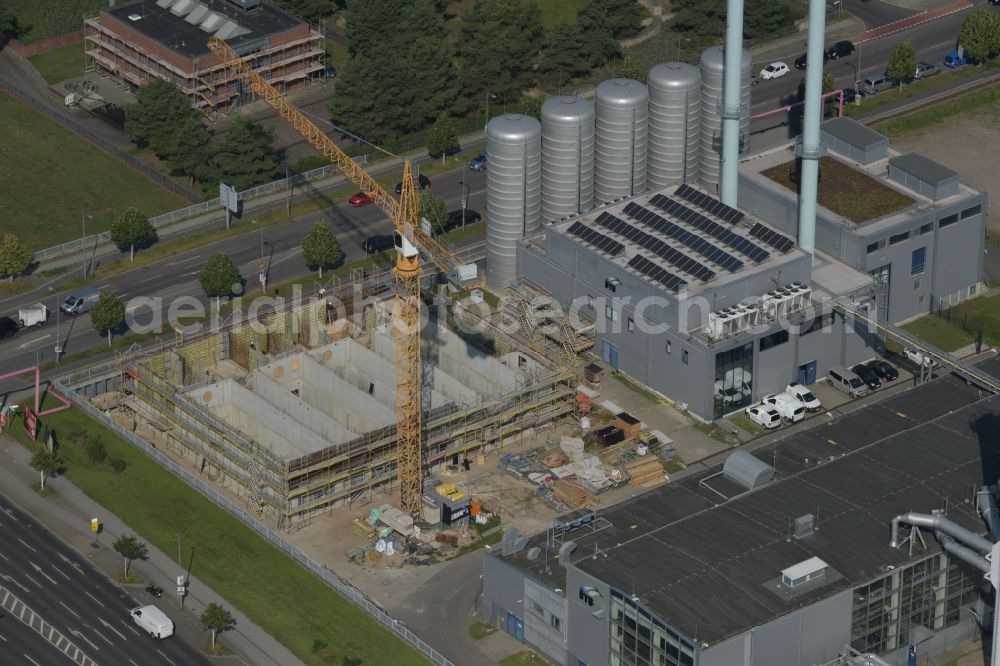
[889,99,1000,235]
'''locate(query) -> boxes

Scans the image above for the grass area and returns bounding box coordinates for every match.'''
[5,0,103,42]
[27,40,87,84]
[663,458,686,475]
[761,155,914,223]
[0,92,186,251]
[10,408,425,666]
[901,314,975,352]
[728,412,765,439]
[933,292,1000,347]
[449,526,504,559]
[468,620,498,640]
[500,651,547,666]
[872,82,1000,140]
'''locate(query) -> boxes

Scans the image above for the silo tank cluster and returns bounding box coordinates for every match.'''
[485,114,542,293]
[698,45,752,193]
[540,96,595,223]
[646,62,702,190]
[594,78,649,205]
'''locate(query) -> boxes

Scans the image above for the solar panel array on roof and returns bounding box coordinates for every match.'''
[627,254,688,292]
[594,212,716,282]
[674,183,745,223]
[566,221,626,257]
[621,203,744,273]
[648,194,769,264]
[749,222,796,253]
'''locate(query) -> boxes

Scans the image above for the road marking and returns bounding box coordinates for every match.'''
[0,632,5,641]
[157,648,176,665]
[17,537,37,552]
[129,659,141,666]
[90,627,114,646]
[121,621,141,637]
[166,255,201,266]
[17,333,51,349]
[29,561,58,585]
[57,552,85,575]
[84,591,105,607]
[99,617,127,641]
[69,629,100,651]
[59,601,81,619]
[0,573,30,593]
[1,507,17,521]
[51,564,71,581]
[24,654,41,666]
[25,574,42,588]
[0,550,7,561]
[135,273,164,285]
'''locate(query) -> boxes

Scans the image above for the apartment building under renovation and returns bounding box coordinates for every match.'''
[84,0,324,114]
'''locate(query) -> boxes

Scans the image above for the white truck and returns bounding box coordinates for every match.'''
[17,303,48,328]
[130,605,174,639]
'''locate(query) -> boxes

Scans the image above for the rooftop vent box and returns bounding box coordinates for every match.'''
[781,556,828,588]
[128,13,142,20]
[793,513,816,539]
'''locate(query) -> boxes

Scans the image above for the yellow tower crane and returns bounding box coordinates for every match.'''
[206,36,459,517]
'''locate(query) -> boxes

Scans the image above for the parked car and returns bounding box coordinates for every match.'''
[944,50,973,68]
[851,363,882,391]
[825,41,855,60]
[348,192,374,207]
[468,153,488,171]
[760,62,790,79]
[794,53,809,70]
[785,382,823,412]
[393,173,431,194]
[761,392,806,423]
[867,359,899,381]
[860,75,897,96]
[913,61,941,80]
[841,88,857,104]
[362,234,394,254]
[903,347,938,368]
[828,366,870,398]
[745,405,782,429]
[0,316,18,339]
[446,209,482,229]
[60,287,101,316]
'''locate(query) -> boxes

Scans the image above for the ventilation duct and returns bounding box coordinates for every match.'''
[722,450,774,490]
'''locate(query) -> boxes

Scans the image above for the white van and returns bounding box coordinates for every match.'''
[60,287,101,316]
[785,382,822,412]
[761,392,806,423]
[130,605,174,639]
[828,366,869,398]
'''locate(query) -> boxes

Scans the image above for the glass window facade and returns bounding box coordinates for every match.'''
[713,343,754,418]
[850,553,982,655]
[759,329,789,351]
[610,589,695,666]
[911,247,926,276]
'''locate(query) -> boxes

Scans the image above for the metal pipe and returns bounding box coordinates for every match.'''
[719,0,745,206]
[889,511,993,554]
[796,0,827,255]
[979,486,1000,541]
[938,534,989,572]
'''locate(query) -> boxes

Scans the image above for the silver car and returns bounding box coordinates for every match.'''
[913,61,941,79]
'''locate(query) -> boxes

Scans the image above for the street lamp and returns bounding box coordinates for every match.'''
[81,212,93,279]
[49,287,62,362]
[484,92,497,131]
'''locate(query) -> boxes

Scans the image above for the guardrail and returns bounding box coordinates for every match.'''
[58,381,455,666]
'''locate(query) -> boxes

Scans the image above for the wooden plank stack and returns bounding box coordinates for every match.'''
[624,455,665,487]
[551,480,601,509]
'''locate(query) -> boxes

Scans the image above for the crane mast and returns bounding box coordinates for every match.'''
[206,36,454,517]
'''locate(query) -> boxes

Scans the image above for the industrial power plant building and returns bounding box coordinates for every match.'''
[84,0,324,114]
[483,361,1000,666]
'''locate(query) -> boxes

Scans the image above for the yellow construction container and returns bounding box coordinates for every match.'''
[436,483,458,497]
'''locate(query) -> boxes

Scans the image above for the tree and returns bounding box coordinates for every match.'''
[604,0,646,39]
[958,8,1000,63]
[211,118,282,191]
[744,1,792,40]
[90,292,126,346]
[110,207,156,261]
[426,114,459,158]
[200,603,234,649]
[796,70,836,101]
[614,55,646,83]
[0,233,31,282]
[301,223,343,277]
[125,79,195,153]
[456,0,543,106]
[0,6,22,42]
[273,0,343,23]
[886,39,917,89]
[538,20,587,87]
[112,534,147,578]
[199,253,241,298]
[29,447,62,490]
[420,191,448,234]
[577,0,621,69]
[164,113,214,186]
[514,95,544,120]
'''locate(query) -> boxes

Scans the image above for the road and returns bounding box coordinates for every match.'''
[0,492,212,666]
[0,609,83,666]
[0,166,489,380]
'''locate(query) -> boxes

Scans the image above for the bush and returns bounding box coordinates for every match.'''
[86,438,107,464]
[110,458,127,474]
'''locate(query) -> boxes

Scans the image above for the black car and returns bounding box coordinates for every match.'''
[362,234,394,254]
[867,359,899,381]
[0,316,17,339]
[824,41,855,60]
[394,174,431,194]
[794,53,808,70]
[851,363,882,391]
[446,209,482,229]
[841,88,857,104]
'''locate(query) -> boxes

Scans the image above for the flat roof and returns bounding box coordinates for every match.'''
[821,116,888,151]
[889,152,959,187]
[499,357,1000,646]
[105,0,303,59]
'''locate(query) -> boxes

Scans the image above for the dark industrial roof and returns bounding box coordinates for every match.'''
[500,358,1000,646]
[889,153,960,187]
[105,0,303,59]
[821,116,889,151]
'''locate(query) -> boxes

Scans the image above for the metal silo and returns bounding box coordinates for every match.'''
[594,78,649,204]
[699,46,752,193]
[647,62,702,189]
[541,96,595,222]
[485,114,542,293]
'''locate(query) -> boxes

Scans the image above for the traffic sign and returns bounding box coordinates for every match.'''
[90,518,99,533]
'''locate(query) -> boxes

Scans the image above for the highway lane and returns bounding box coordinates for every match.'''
[0,493,211,665]
[0,167,488,377]
[841,0,919,31]
[0,610,82,666]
